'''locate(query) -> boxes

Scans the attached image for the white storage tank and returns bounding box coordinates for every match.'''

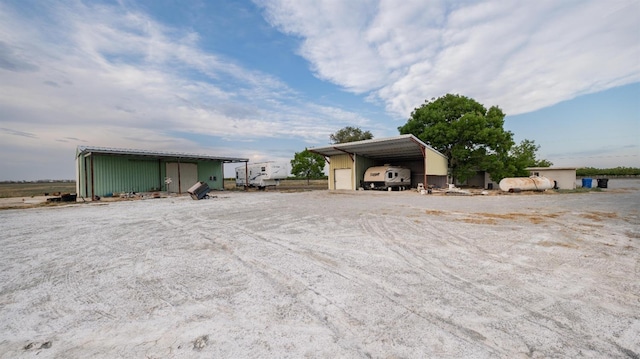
[499,176,555,192]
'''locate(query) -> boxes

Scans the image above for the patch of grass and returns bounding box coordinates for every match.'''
[462,218,498,225]
[625,231,640,239]
[474,213,516,219]
[448,211,567,225]
[474,212,562,223]
[582,211,618,221]
[0,200,80,211]
[555,187,603,194]
[538,240,578,249]
[224,179,328,191]
[0,182,76,198]
[528,217,546,224]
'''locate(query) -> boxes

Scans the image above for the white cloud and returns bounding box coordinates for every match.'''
[258,0,640,117]
[0,0,370,160]
[2,0,637,179]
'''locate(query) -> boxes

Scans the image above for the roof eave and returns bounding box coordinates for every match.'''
[76,146,248,163]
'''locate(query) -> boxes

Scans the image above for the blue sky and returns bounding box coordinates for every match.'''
[0,0,638,181]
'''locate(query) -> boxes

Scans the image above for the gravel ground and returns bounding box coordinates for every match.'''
[0,180,638,358]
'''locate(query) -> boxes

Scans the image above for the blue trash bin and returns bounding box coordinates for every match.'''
[582,178,592,188]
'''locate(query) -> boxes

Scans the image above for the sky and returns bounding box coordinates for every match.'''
[0,0,638,181]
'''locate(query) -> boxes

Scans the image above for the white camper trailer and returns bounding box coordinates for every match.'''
[363,165,411,191]
[235,162,290,189]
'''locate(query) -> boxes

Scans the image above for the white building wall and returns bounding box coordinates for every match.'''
[528,167,577,190]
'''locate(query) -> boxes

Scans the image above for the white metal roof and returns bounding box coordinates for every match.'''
[309,134,446,162]
[76,146,248,163]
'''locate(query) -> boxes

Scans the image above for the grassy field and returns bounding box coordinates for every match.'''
[0,182,76,198]
[0,179,328,198]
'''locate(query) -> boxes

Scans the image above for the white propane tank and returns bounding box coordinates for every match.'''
[499,176,554,192]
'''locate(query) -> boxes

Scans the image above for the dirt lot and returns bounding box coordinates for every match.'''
[0,181,638,358]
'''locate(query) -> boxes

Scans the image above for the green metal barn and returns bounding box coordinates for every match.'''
[76,146,247,200]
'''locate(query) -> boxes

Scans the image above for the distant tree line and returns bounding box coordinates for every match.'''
[576,167,640,177]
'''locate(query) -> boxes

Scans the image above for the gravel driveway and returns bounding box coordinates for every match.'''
[1,181,638,358]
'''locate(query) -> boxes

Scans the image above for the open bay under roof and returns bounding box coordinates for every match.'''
[309,134,445,162]
[76,146,248,163]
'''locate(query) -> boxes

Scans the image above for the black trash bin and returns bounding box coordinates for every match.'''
[597,178,609,189]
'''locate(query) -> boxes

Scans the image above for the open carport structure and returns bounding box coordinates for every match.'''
[76,146,248,200]
[310,134,448,190]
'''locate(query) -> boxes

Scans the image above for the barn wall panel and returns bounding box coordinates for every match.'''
[93,156,161,196]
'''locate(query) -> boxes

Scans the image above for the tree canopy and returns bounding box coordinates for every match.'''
[398,94,515,183]
[290,148,326,184]
[330,126,373,144]
[398,94,553,182]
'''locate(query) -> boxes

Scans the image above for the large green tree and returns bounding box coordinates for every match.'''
[398,94,515,183]
[290,148,326,184]
[330,126,373,144]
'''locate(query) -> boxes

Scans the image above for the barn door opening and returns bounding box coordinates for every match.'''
[166,162,197,193]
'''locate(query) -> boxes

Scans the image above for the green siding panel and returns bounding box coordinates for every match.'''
[197,162,224,190]
[91,156,162,196]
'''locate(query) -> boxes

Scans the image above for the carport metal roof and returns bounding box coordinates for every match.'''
[309,134,445,162]
[76,146,248,163]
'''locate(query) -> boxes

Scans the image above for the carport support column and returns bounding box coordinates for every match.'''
[90,154,95,201]
[158,159,162,191]
[83,156,89,199]
[421,146,427,188]
[177,158,182,195]
[352,155,356,190]
[245,162,248,191]
[423,160,427,189]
